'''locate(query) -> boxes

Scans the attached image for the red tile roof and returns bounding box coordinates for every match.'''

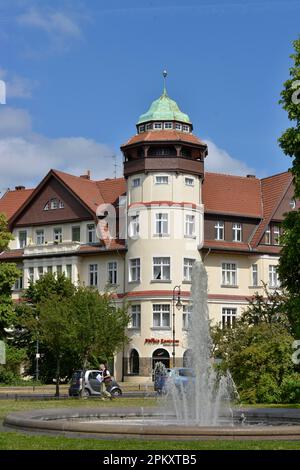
[122,130,206,147]
[203,173,262,218]
[0,189,34,220]
[0,249,24,260]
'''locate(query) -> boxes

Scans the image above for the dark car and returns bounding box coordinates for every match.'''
[154,367,195,394]
[68,369,122,397]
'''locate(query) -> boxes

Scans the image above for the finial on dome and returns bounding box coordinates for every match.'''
[162,69,168,96]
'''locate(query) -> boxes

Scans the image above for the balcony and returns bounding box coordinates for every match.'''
[24,241,81,256]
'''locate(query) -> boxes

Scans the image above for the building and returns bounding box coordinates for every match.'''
[0,84,297,382]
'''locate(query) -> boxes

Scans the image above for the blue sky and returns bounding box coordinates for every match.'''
[0,0,299,192]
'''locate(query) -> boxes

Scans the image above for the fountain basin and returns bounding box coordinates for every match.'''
[4,407,300,440]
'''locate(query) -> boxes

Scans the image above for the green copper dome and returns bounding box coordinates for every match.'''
[137,89,192,125]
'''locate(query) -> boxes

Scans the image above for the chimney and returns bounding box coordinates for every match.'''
[15,185,25,190]
[80,170,91,180]
[246,174,256,179]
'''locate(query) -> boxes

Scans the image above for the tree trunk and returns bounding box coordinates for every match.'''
[55,357,60,397]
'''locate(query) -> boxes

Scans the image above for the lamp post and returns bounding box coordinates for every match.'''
[172,285,182,367]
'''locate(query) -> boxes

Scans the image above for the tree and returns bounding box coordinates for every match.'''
[277,38,300,337]
[71,287,129,395]
[0,214,19,338]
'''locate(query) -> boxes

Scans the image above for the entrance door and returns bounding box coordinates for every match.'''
[152,348,170,372]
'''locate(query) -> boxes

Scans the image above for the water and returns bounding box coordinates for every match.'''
[159,260,237,426]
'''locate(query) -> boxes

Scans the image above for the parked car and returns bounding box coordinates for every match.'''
[154,367,195,395]
[68,369,122,397]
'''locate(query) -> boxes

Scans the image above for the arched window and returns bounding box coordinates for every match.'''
[152,348,170,371]
[183,349,193,368]
[129,349,139,375]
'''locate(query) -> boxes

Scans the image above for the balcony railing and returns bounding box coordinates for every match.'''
[24,241,81,256]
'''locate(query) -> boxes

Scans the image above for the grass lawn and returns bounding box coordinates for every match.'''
[0,398,300,450]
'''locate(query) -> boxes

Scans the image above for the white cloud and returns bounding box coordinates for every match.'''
[203,139,255,176]
[17,8,82,38]
[0,107,118,191]
[0,69,37,99]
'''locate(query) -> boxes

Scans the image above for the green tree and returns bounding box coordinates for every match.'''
[277,38,300,337]
[0,214,19,338]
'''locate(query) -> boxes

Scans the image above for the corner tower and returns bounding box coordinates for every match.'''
[120,74,208,381]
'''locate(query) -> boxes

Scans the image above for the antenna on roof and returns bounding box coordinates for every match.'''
[113,154,117,179]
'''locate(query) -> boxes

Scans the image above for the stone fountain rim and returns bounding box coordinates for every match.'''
[4,407,300,440]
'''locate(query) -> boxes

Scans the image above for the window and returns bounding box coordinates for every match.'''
[66,264,72,280]
[155,213,169,236]
[154,122,162,129]
[53,228,62,243]
[175,123,182,130]
[139,125,145,133]
[214,221,224,241]
[14,271,23,291]
[222,263,237,286]
[146,123,152,130]
[28,267,34,283]
[44,198,64,211]
[38,266,44,279]
[265,226,271,244]
[182,305,192,330]
[153,257,170,281]
[252,264,258,287]
[185,214,195,237]
[47,266,53,274]
[18,231,27,248]
[182,124,189,132]
[72,226,81,242]
[87,224,96,243]
[222,308,237,328]
[185,177,194,187]
[35,230,44,245]
[164,122,173,129]
[89,264,98,286]
[132,178,141,188]
[129,258,140,282]
[290,199,296,210]
[269,265,280,288]
[129,305,141,329]
[153,304,170,328]
[108,261,117,285]
[129,214,140,238]
[56,265,62,276]
[274,226,280,245]
[183,258,194,282]
[155,175,169,185]
[232,223,242,242]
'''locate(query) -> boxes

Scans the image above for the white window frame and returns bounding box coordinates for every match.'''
[18,230,27,248]
[37,266,44,279]
[14,270,24,291]
[185,214,195,237]
[265,226,271,244]
[221,262,237,287]
[155,212,169,236]
[53,227,62,243]
[269,265,280,288]
[132,177,141,188]
[66,264,72,280]
[72,225,81,242]
[35,229,44,245]
[154,122,162,129]
[252,264,258,287]
[175,123,182,130]
[164,122,173,129]
[87,223,96,243]
[129,213,140,238]
[129,258,140,283]
[222,307,237,328]
[153,257,171,281]
[182,304,192,330]
[273,226,280,245]
[185,177,194,187]
[108,261,118,285]
[183,258,195,282]
[152,304,170,328]
[89,264,98,287]
[232,223,242,242]
[129,305,141,329]
[182,124,190,132]
[155,175,169,185]
[28,267,34,283]
[214,221,224,241]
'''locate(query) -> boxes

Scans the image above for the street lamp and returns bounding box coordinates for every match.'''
[172,285,182,367]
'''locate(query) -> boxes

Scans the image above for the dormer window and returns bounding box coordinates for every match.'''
[146,123,152,130]
[154,122,162,129]
[182,124,190,132]
[164,122,173,129]
[175,123,182,130]
[138,125,145,133]
[44,198,64,211]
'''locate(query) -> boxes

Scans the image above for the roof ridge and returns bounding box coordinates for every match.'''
[260,170,292,181]
[205,172,258,180]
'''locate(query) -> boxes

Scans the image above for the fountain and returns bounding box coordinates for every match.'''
[4,261,300,439]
